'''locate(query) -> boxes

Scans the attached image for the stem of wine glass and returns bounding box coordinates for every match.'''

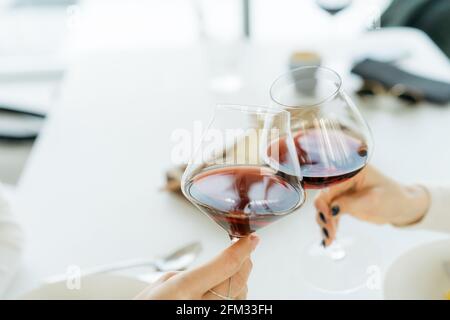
[227,235,239,299]
[325,239,346,260]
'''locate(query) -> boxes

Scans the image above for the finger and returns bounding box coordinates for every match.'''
[316,178,358,207]
[316,207,340,247]
[318,189,378,247]
[201,285,248,300]
[315,193,342,221]
[181,234,259,295]
[235,286,248,300]
[316,210,334,227]
[331,190,386,224]
[202,291,224,300]
[230,258,252,296]
[134,271,179,299]
[321,214,337,247]
[313,170,366,218]
[156,271,179,283]
[320,190,375,246]
[202,284,249,300]
[208,258,252,298]
[314,171,369,223]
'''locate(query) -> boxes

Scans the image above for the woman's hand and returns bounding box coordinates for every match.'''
[314,165,430,246]
[135,234,259,300]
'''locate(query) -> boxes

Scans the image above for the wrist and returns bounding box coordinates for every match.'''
[392,185,430,227]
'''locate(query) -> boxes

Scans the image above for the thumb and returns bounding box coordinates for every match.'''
[184,234,260,294]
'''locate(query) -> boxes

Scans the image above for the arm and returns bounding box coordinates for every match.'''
[0,184,24,296]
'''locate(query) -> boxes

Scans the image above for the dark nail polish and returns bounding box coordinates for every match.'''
[331,205,340,216]
[319,212,326,223]
[322,227,329,238]
[321,239,326,247]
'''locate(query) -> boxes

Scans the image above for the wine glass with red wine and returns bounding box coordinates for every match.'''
[270,66,375,292]
[181,105,305,298]
[182,105,305,238]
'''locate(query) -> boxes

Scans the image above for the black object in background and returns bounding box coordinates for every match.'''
[351,59,450,105]
[0,105,45,141]
[381,0,450,58]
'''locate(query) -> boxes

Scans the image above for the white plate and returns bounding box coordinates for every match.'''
[384,239,450,300]
[18,274,149,300]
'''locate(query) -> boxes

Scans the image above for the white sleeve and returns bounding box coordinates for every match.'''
[414,185,450,233]
[0,184,24,297]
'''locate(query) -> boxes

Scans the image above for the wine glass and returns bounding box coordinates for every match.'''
[181,105,305,299]
[270,66,376,292]
[315,0,353,40]
[316,0,353,16]
[192,0,245,94]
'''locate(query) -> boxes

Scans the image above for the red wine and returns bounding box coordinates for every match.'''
[185,166,303,238]
[269,128,368,189]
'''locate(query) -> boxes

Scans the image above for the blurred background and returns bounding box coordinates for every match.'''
[0,0,402,184]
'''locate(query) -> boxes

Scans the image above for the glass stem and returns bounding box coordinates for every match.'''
[326,239,346,260]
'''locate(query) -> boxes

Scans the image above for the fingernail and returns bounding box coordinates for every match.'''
[331,205,340,216]
[322,227,329,239]
[321,239,326,248]
[319,212,326,223]
[249,234,260,250]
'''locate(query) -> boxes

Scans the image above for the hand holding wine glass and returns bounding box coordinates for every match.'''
[136,235,259,300]
[314,165,431,246]
[270,66,375,292]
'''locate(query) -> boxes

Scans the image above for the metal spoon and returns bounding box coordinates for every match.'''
[45,242,202,283]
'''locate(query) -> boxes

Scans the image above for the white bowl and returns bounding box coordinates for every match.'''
[384,239,450,300]
[18,274,149,300]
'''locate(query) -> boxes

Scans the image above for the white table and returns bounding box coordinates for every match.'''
[6,27,450,299]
